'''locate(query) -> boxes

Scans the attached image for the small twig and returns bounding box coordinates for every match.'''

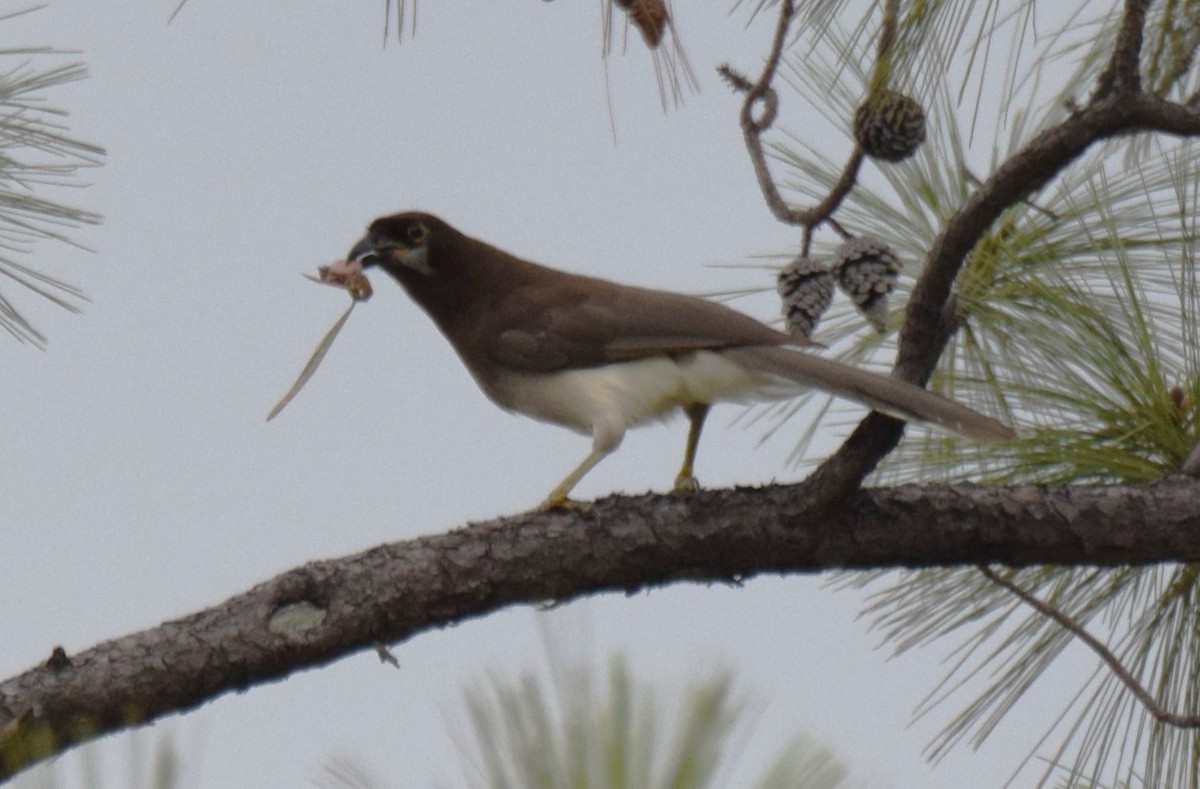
[717,63,753,93]
[373,642,400,668]
[877,0,898,56]
[720,0,864,236]
[800,212,852,256]
[720,0,801,227]
[808,150,864,229]
[745,0,793,112]
[1094,0,1151,98]
[827,215,851,239]
[979,565,1200,729]
[867,0,900,95]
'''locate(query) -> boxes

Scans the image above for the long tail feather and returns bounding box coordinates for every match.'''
[726,346,1016,441]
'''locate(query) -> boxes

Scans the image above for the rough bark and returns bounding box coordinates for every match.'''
[5,476,1200,780]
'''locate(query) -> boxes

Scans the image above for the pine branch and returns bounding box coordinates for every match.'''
[5,476,1200,782]
[793,9,1200,508]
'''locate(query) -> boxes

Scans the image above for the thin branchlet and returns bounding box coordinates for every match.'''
[979,565,1200,729]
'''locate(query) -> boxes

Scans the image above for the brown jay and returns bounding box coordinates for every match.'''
[350,212,1014,508]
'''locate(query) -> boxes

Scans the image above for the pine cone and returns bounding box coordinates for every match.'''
[833,237,900,332]
[853,90,926,162]
[777,255,834,340]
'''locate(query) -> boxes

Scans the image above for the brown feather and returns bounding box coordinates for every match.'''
[367,212,1014,443]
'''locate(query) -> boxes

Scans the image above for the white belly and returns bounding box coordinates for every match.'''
[487,351,792,437]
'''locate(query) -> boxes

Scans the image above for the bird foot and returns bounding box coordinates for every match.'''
[538,496,593,514]
[672,474,701,494]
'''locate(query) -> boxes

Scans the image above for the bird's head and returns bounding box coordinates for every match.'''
[348,212,451,280]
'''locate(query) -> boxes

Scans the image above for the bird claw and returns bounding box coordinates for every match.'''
[673,475,701,493]
[538,496,593,514]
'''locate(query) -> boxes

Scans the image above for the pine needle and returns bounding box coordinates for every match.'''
[266,300,357,422]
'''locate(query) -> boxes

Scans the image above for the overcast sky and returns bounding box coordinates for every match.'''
[4,3,1094,787]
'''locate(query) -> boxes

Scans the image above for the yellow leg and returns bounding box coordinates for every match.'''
[673,403,710,493]
[541,448,612,510]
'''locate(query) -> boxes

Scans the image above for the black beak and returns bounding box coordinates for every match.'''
[347,235,378,266]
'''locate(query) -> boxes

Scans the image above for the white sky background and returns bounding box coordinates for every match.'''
[3,2,1099,787]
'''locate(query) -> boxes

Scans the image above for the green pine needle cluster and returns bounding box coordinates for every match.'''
[749,4,1200,787]
[0,8,104,348]
[457,656,849,789]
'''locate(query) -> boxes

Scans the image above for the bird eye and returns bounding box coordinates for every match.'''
[408,222,429,245]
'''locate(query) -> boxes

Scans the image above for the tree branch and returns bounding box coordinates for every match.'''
[723,5,1177,511]
[6,476,1200,781]
[719,0,867,247]
[721,0,802,226]
[1094,0,1151,98]
[796,87,1200,510]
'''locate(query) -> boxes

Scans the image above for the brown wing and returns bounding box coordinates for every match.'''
[482,268,796,373]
